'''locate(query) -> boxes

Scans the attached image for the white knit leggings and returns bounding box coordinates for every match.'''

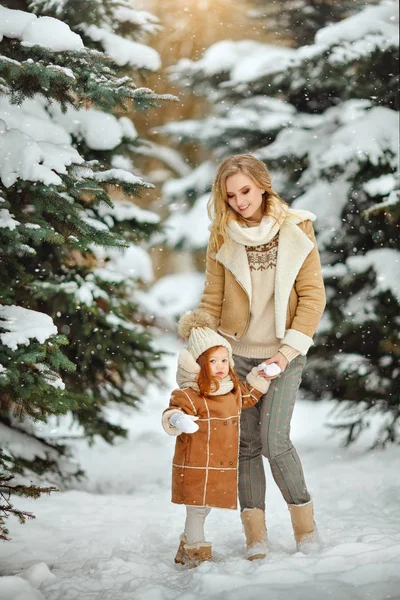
[184,506,211,544]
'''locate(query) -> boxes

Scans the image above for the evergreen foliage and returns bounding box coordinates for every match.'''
[248,0,373,46]
[160,0,399,445]
[0,0,174,538]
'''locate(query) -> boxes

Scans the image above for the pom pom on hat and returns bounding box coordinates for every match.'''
[178,309,233,364]
[178,309,217,340]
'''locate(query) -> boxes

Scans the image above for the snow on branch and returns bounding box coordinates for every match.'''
[81,24,161,70]
[0,6,83,52]
[363,174,398,197]
[169,1,398,87]
[93,169,152,187]
[98,199,160,225]
[95,245,154,284]
[164,193,211,249]
[318,107,398,170]
[134,141,192,178]
[0,305,58,351]
[34,364,65,390]
[49,104,137,151]
[170,40,295,83]
[257,102,398,182]
[0,208,20,230]
[0,96,71,146]
[363,190,400,215]
[36,277,109,307]
[0,118,83,188]
[112,5,161,36]
[346,249,400,302]
[162,161,215,201]
[315,0,398,49]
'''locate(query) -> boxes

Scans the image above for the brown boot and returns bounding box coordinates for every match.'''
[185,542,212,568]
[174,534,212,568]
[174,534,187,565]
[241,508,268,560]
[288,500,320,553]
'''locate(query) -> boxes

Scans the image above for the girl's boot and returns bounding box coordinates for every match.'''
[288,500,321,553]
[174,534,187,565]
[241,508,268,560]
[174,534,212,568]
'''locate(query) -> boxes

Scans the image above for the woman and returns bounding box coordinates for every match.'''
[197,154,326,558]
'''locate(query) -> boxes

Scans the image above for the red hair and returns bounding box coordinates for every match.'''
[196,346,239,397]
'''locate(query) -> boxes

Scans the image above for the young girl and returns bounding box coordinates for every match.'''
[162,310,272,568]
[196,154,326,556]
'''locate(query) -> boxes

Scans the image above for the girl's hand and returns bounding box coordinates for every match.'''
[259,353,288,379]
[169,413,199,434]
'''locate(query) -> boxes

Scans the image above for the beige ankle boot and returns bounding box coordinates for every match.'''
[288,500,320,553]
[241,508,268,560]
[185,542,212,568]
[174,534,212,568]
[174,534,187,565]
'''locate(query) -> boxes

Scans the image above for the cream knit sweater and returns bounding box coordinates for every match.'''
[226,217,299,362]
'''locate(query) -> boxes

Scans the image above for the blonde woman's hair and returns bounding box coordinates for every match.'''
[207,154,288,249]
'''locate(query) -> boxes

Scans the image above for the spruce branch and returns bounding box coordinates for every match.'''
[0,481,58,540]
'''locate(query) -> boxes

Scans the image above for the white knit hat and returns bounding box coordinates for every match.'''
[178,310,234,366]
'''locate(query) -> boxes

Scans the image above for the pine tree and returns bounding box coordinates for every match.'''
[248,0,372,46]
[159,0,399,445]
[0,0,175,538]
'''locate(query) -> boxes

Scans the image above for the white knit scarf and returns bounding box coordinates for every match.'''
[176,349,234,396]
[227,215,281,247]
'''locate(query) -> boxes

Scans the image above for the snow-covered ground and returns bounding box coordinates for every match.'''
[0,334,399,600]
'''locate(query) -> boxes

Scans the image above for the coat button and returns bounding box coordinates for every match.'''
[224,421,227,425]
[232,420,236,425]
[229,461,233,465]
[234,332,237,337]
[220,461,224,465]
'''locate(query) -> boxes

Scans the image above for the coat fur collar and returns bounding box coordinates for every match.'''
[215,209,316,339]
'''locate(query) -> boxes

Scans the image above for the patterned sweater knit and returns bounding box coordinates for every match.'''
[227,218,300,362]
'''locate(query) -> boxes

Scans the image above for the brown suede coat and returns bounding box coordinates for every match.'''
[199,218,326,353]
[163,383,261,510]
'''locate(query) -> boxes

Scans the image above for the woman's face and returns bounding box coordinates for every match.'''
[226,172,264,222]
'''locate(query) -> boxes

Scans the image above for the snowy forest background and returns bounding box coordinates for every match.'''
[0,0,399,599]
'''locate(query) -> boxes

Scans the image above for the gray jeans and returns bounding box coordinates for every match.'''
[235,354,311,510]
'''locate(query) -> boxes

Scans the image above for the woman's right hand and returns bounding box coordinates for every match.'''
[258,353,288,379]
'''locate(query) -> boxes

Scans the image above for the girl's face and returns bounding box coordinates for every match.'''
[208,347,230,379]
[226,172,264,222]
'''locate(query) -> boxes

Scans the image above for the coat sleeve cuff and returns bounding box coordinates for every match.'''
[281,329,313,355]
[162,408,184,436]
[246,368,270,394]
[279,345,300,363]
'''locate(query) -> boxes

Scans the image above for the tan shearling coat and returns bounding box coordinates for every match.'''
[162,382,262,510]
[199,210,326,356]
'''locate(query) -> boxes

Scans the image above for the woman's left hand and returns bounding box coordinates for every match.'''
[259,353,288,380]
